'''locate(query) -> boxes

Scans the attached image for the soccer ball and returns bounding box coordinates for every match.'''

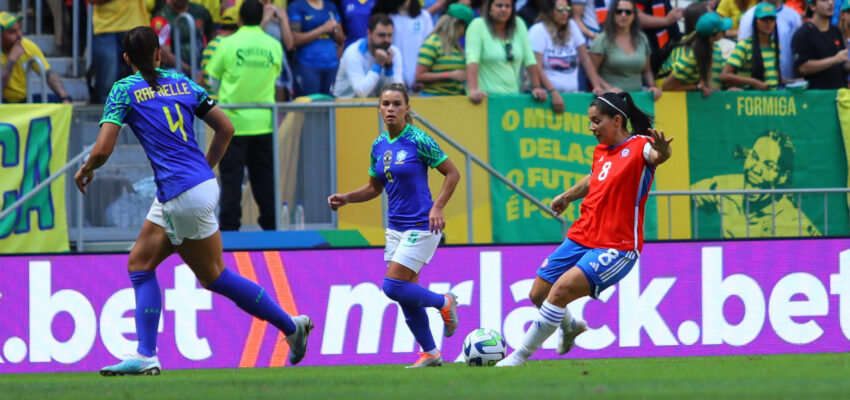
[462,328,507,366]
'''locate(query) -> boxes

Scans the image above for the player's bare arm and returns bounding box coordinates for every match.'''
[550,174,591,216]
[74,122,121,194]
[202,106,235,168]
[327,176,384,210]
[429,159,460,234]
[647,128,673,165]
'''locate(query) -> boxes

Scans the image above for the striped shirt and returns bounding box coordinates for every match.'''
[417,33,466,95]
[658,42,725,88]
[200,35,223,100]
[725,37,779,90]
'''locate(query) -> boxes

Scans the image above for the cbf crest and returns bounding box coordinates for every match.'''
[395,149,407,164]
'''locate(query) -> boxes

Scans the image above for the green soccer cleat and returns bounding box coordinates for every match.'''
[100,353,162,376]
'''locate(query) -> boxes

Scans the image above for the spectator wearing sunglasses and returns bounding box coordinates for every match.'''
[590,0,662,99]
[465,0,549,105]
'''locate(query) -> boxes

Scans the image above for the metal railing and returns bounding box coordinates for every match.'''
[173,12,199,81]
[25,57,48,103]
[20,0,83,77]
[411,111,568,241]
[0,144,93,250]
[5,101,848,250]
[651,187,850,239]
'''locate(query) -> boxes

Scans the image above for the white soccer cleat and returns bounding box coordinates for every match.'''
[287,315,314,365]
[557,320,588,355]
[495,351,527,367]
[100,353,162,376]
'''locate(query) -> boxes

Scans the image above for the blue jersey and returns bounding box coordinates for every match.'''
[100,69,215,203]
[368,124,447,231]
[341,0,374,47]
[287,0,341,69]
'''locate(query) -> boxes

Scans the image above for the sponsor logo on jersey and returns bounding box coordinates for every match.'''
[620,148,630,158]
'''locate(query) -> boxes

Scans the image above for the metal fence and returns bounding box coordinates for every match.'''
[2,101,849,251]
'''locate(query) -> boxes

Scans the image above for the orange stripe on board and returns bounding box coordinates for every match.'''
[234,252,267,368]
[265,251,300,367]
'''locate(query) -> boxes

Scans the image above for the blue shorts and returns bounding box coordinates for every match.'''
[537,238,639,299]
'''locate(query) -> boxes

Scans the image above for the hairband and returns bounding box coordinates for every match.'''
[597,96,627,118]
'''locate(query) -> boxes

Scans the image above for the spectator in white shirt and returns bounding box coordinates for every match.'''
[333,14,404,97]
[372,0,435,90]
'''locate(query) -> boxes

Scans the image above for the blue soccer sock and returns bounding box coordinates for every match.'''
[400,304,437,353]
[382,277,446,309]
[129,271,161,358]
[207,268,296,335]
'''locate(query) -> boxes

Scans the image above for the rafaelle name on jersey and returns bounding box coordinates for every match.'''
[133,82,192,103]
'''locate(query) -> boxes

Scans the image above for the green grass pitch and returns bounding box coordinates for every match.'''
[4,353,849,399]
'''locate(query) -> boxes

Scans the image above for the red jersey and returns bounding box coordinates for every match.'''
[567,135,655,252]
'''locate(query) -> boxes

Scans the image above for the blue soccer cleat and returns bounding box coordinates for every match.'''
[287,315,314,365]
[100,353,162,376]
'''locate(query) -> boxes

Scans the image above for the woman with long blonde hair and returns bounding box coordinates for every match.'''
[416,3,475,95]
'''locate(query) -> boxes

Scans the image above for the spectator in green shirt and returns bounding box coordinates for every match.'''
[589,0,662,99]
[661,11,731,97]
[200,7,240,100]
[720,2,780,90]
[415,3,474,95]
[465,0,549,106]
[205,0,283,231]
[157,0,216,71]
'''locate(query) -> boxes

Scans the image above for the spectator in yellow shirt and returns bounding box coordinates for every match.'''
[90,0,151,103]
[1,12,72,103]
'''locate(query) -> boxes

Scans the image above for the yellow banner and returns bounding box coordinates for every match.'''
[0,104,71,253]
[334,96,492,245]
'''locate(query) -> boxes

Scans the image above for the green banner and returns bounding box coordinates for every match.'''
[488,93,657,243]
[688,90,848,238]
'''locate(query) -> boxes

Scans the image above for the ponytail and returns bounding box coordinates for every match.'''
[122,26,162,91]
[591,91,655,136]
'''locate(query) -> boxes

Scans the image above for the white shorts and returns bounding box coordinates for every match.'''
[146,179,219,245]
[384,228,442,273]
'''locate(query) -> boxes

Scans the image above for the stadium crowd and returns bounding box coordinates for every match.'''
[3,0,850,105]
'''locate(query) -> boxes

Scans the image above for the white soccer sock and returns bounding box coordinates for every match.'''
[519,301,564,359]
[561,305,576,330]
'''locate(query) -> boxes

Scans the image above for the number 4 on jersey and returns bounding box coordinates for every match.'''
[162,105,187,142]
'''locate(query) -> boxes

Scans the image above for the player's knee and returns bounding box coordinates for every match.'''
[382,277,404,301]
[127,256,156,273]
[528,288,546,308]
[547,282,576,304]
